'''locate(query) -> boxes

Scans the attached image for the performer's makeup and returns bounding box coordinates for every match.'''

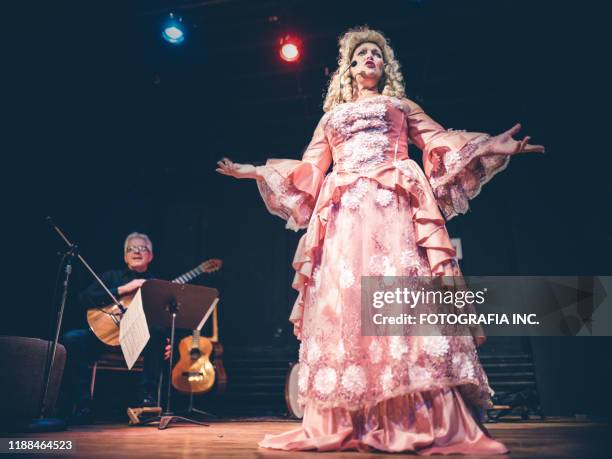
[350,42,384,80]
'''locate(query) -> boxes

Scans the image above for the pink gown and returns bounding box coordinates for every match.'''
[255,94,509,454]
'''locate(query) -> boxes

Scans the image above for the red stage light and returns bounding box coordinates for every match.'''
[279,34,301,63]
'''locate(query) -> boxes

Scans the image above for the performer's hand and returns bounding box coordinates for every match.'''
[437,261,465,292]
[164,338,171,360]
[487,123,545,156]
[473,335,487,348]
[117,278,146,295]
[216,157,259,179]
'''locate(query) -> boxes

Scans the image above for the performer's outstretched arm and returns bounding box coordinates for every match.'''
[402,98,544,220]
[216,115,332,231]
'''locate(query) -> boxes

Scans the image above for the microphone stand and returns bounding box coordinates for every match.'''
[29,217,125,432]
[45,217,125,313]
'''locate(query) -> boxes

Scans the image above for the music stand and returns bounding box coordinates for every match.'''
[137,279,219,430]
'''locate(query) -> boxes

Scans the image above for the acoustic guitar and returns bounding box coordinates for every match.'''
[172,331,216,394]
[172,297,227,395]
[86,258,222,346]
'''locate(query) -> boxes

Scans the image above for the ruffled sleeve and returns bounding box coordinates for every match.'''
[256,115,332,231]
[404,99,511,220]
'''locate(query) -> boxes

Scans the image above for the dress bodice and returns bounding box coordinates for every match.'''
[323,95,409,173]
[256,92,506,232]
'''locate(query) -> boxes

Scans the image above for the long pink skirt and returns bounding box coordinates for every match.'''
[259,387,508,455]
[258,177,508,454]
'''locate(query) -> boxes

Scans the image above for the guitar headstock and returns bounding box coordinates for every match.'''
[199,258,223,273]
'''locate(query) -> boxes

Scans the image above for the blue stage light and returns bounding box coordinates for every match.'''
[162,13,185,45]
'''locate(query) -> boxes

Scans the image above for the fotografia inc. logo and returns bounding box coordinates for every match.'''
[360,276,611,337]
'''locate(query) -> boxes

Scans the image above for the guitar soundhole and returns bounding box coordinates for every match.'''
[190,349,201,360]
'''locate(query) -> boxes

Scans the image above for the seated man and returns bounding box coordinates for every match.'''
[61,232,165,423]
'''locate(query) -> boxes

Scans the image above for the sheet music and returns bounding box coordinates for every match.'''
[119,289,150,369]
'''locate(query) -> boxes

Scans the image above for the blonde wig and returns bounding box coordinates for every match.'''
[323,25,406,113]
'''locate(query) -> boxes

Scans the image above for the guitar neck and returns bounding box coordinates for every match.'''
[192,329,200,348]
[172,266,204,285]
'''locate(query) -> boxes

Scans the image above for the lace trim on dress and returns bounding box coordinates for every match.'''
[256,166,312,231]
[428,134,511,220]
[327,96,404,174]
[297,331,495,411]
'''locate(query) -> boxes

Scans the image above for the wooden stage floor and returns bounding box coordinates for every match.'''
[2,417,608,458]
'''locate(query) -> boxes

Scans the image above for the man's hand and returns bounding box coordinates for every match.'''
[117,278,146,296]
[164,338,171,360]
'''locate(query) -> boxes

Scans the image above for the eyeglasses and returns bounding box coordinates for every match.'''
[126,245,150,254]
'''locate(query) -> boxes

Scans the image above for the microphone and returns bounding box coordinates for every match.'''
[341,60,357,75]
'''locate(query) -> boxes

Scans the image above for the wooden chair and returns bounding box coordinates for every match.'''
[89,306,221,405]
[90,352,162,404]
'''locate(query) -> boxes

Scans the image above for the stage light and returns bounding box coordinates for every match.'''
[279,34,302,63]
[162,13,185,45]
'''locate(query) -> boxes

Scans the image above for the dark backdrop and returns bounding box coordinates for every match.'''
[4,0,610,416]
